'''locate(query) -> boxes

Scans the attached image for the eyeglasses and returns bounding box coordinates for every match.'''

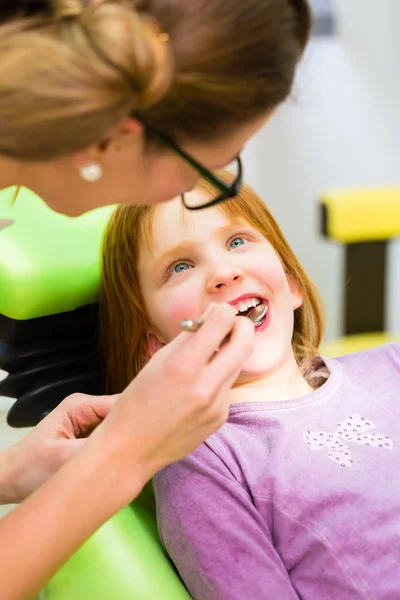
[141,122,243,210]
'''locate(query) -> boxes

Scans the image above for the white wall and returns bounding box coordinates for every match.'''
[335,0,400,334]
[242,0,400,341]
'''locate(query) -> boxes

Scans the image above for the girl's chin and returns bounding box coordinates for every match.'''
[234,362,275,384]
[237,343,283,381]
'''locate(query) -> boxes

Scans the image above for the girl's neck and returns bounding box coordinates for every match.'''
[230,353,313,405]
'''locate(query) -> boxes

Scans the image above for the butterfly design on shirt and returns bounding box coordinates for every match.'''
[303,413,393,468]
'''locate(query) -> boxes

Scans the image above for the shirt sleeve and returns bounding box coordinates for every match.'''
[153,442,299,600]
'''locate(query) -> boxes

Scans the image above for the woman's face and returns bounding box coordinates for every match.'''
[18,113,271,216]
[138,195,302,383]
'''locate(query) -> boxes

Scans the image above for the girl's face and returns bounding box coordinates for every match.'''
[138,193,302,382]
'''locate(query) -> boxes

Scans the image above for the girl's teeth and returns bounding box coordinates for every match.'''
[247,303,268,325]
[237,297,262,313]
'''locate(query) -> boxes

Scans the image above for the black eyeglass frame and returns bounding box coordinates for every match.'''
[141,122,243,211]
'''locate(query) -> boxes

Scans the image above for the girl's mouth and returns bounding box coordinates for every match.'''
[180,298,269,335]
[234,297,269,328]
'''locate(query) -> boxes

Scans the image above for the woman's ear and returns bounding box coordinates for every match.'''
[72,118,144,165]
[146,332,166,358]
[98,117,143,155]
[288,276,303,310]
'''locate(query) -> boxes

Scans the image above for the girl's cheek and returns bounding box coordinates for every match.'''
[254,254,288,291]
[165,289,204,335]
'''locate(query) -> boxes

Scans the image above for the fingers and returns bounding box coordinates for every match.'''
[167,304,239,367]
[204,315,254,390]
[62,393,119,437]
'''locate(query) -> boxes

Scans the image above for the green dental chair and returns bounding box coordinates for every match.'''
[320,187,400,357]
[0,187,190,599]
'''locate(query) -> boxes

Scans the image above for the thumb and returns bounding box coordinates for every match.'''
[66,393,119,437]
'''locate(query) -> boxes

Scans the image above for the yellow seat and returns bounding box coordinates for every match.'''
[320,187,400,243]
[322,333,400,358]
[319,188,400,356]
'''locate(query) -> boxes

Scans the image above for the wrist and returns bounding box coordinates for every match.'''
[77,425,151,509]
[0,444,23,504]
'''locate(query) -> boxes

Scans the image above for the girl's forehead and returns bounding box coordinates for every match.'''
[151,199,244,241]
[140,198,248,264]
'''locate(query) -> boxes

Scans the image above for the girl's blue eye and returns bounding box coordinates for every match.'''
[172,262,192,275]
[229,237,246,250]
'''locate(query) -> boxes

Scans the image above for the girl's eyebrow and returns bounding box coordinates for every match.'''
[152,223,242,267]
[153,240,195,268]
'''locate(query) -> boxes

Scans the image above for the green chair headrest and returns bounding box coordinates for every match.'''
[0,187,114,320]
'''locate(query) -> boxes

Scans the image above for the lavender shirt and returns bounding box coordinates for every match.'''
[154,344,400,599]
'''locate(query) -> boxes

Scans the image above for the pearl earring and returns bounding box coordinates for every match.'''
[79,162,103,182]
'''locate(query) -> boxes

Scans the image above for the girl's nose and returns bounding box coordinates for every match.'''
[206,265,243,293]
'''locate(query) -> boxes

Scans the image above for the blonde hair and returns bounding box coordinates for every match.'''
[0,1,172,160]
[100,177,325,393]
[0,0,311,161]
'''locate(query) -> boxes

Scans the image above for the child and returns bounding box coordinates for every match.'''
[100,176,400,600]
